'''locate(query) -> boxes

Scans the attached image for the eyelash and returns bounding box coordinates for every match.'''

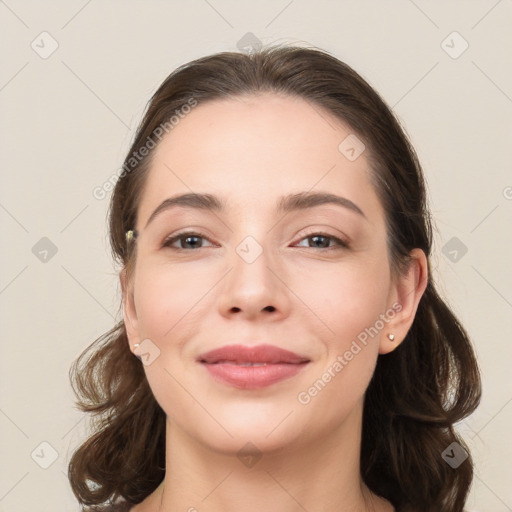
[161,230,349,251]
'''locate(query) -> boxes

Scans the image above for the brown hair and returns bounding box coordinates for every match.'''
[68,45,481,512]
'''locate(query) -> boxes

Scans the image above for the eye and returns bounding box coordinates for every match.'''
[294,231,349,250]
[161,230,349,251]
[162,231,216,250]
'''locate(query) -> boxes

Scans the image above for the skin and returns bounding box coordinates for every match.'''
[121,93,428,512]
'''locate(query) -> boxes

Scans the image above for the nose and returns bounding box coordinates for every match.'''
[217,243,290,322]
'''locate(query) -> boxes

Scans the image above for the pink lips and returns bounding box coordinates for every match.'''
[197,344,310,389]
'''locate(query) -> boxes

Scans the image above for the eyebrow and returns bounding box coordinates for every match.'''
[144,191,367,228]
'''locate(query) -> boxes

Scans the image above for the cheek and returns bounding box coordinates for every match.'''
[293,270,388,431]
[131,265,208,418]
[133,262,210,339]
[292,257,391,345]
[287,259,390,411]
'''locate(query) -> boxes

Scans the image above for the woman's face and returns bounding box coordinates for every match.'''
[123,93,411,454]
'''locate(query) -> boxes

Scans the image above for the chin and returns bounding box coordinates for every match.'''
[197,426,302,459]
[183,406,307,455]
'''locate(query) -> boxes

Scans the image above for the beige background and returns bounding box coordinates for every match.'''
[1,1,511,511]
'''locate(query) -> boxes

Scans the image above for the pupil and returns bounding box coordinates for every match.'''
[185,236,201,248]
[311,235,328,248]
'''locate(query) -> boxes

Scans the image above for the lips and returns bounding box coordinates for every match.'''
[197,344,310,389]
[197,344,310,365]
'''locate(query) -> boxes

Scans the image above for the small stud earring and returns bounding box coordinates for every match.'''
[387,333,395,341]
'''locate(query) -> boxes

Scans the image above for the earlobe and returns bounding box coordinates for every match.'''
[379,248,429,355]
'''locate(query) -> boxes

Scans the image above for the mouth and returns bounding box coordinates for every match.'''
[197,344,310,389]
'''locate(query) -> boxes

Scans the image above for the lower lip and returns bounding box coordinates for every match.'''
[201,362,309,389]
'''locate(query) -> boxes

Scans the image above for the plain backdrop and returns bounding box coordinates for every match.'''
[1,1,511,511]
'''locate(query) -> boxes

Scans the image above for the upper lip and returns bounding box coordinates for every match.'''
[197,344,310,364]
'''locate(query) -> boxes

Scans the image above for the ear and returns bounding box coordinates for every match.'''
[379,248,429,355]
[120,267,142,355]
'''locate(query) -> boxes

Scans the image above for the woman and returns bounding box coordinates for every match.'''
[68,45,481,512]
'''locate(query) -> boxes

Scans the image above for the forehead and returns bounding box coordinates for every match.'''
[136,93,384,229]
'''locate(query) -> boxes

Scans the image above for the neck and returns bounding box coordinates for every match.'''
[134,399,392,512]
